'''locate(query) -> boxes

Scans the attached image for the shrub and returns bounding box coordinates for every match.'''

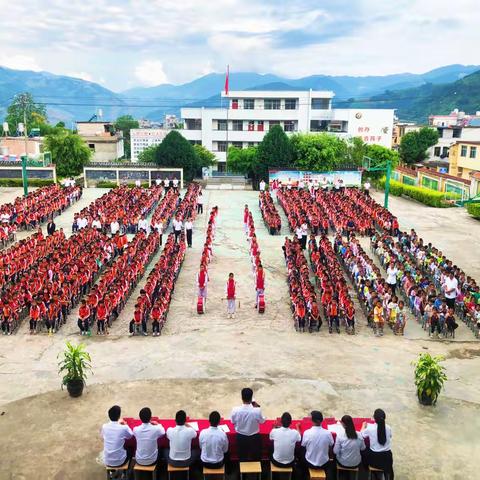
[0,178,55,187]
[467,203,480,218]
[377,177,458,207]
[412,353,447,406]
[96,180,118,188]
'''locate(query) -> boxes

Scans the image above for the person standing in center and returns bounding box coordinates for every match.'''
[225,272,237,319]
[185,217,193,248]
[255,264,265,309]
[231,388,266,461]
[173,215,183,243]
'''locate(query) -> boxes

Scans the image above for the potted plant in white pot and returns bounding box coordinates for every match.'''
[412,353,447,406]
[58,341,92,397]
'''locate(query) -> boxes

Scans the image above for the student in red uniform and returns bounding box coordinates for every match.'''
[29,299,41,334]
[150,303,162,336]
[295,299,307,332]
[78,300,91,335]
[96,300,108,335]
[226,273,237,319]
[197,266,209,300]
[345,301,355,334]
[129,304,147,336]
[255,264,265,309]
[327,298,340,334]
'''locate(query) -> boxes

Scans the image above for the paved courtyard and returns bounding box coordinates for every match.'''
[0,187,479,479]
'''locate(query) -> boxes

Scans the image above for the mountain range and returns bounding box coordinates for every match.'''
[1,64,479,125]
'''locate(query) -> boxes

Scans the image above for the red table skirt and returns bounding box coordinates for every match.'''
[123,417,373,461]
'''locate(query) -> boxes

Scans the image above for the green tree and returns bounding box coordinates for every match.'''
[227,146,258,177]
[290,133,348,171]
[43,131,91,177]
[347,137,367,166]
[114,115,139,159]
[364,144,399,179]
[193,144,216,167]
[154,130,197,181]
[138,144,158,163]
[256,125,294,181]
[399,127,439,164]
[5,93,48,134]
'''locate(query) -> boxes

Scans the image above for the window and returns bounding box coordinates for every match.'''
[452,128,462,138]
[189,140,201,145]
[232,141,243,148]
[217,162,226,172]
[269,121,280,129]
[434,147,441,157]
[232,120,243,131]
[217,141,227,152]
[185,119,201,130]
[231,99,238,109]
[257,120,264,132]
[248,121,255,131]
[470,146,477,158]
[244,98,254,110]
[264,98,280,110]
[422,176,438,190]
[88,143,95,150]
[461,145,468,157]
[437,128,443,138]
[283,120,295,132]
[441,147,449,158]
[311,98,329,109]
[310,120,328,132]
[285,98,297,110]
[217,120,227,131]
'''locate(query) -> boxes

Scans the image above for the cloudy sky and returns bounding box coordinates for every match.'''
[0,0,478,92]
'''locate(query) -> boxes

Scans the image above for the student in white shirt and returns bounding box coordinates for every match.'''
[166,410,199,467]
[110,220,120,236]
[442,271,458,310]
[231,388,266,461]
[101,405,133,468]
[197,192,204,214]
[386,262,399,296]
[172,178,179,192]
[163,178,170,190]
[185,218,193,248]
[333,415,365,469]
[269,412,301,468]
[172,216,183,243]
[155,178,162,186]
[92,218,102,231]
[259,179,266,191]
[301,411,333,476]
[133,407,165,466]
[153,219,164,245]
[361,409,394,477]
[199,411,229,469]
[138,215,150,234]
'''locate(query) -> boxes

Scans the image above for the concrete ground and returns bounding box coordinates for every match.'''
[0,187,479,480]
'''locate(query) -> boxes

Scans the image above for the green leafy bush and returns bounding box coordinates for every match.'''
[96,180,118,188]
[412,353,447,405]
[377,177,459,207]
[0,178,55,187]
[467,202,480,218]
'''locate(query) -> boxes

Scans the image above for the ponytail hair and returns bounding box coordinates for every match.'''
[341,415,357,440]
[374,408,387,445]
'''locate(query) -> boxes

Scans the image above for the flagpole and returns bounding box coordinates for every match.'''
[225,65,229,171]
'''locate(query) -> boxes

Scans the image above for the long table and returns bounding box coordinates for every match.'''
[123,417,374,460]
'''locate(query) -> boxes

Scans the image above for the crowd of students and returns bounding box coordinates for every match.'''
[371,232,461,338]
[244,206,265,311]
[309,235,356,334]
[196,207,218,309]
[258,191,281,234]
[72,185,162,234]
[77,230,160,336]
[336,234,405,336]
[283,237,320,332]
[102,388,394,480]
[6,228,114,335]
[150,189,180,243]
[0,184,81,246]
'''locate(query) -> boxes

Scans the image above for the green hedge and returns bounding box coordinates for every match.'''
[377,177,459,207]
[0,178,55,187]
[467,203,480,218]
[96,181,118,188]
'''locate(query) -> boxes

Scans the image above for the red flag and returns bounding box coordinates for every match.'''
[224,65,229,96]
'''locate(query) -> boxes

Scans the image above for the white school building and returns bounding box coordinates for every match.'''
[180,90,394,170]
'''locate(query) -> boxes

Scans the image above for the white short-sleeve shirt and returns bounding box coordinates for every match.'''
[269,427,301,464]
[166,425,197,461]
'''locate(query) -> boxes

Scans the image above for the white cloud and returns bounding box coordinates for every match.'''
[134,60,169,86]
[0,54,41,72]
[68,71,93,82]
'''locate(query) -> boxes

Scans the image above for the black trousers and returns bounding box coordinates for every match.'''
[445,297,455,309]
[236,433,261,461]
[186,229,192,247]
[174,229,181,243]
[197,204,203,214]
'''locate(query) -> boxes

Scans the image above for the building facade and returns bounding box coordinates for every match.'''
[0,136,43,160]
[427,126,480,164]
[130,128,170,162]
[448,140,480,180]
[77,121,124,162]
[180,90,394,168]
[392,122,421,148]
